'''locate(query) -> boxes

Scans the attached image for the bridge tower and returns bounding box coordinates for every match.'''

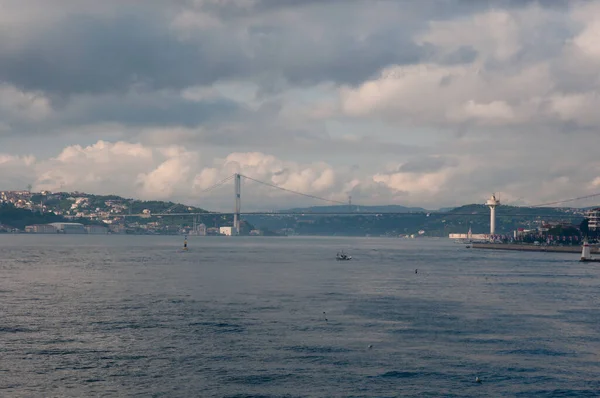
[234,173,241,235]
[486,194,500,236]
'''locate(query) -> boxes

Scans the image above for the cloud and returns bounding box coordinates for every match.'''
[0,83,52,123]
[0,153,36,190]
[2,1,600,212]
[1,136,599,212]
[336,3,600,133]
[25,141,354,210]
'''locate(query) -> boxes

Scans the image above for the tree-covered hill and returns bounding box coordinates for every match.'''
[0,203,92,230]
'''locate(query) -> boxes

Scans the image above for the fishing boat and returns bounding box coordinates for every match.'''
[336,251,352,261]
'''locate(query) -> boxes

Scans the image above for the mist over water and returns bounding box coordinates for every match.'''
[1,235,599,397]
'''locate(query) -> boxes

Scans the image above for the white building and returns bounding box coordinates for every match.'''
[196,223,207,236]
[219,226,233,236]
[587,208,600,231]
[25,224,57,234]
[48,222,87,234]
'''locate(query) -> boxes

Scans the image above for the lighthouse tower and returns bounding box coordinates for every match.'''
[486,194,500,236]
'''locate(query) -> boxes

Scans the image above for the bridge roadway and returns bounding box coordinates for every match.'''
[96,211,583,218]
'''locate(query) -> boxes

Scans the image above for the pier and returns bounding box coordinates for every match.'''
[472,243,600,254]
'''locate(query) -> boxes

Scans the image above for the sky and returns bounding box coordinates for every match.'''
[1,0,600,211]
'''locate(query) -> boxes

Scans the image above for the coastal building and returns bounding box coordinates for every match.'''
[48,222,86,234]
[448,232,489,240]
[25,224,57,234]
[195,223,207,236]
[219,226,233,236]
[85,225,108,234]
[108,224,126,234]
[448,226,488,240]
[587,208,600,231]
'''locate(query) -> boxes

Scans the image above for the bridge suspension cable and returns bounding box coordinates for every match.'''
[240,174,348,205]
[199,174,236,194]
[530,192,600,208]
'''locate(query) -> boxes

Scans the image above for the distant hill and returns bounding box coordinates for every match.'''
[244,203,586,237]
[281,204,429,213]
[0,203,94,230]
[3,188,591,236]
[29,192,208,215]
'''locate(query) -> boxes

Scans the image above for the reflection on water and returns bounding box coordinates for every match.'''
[0,235,599,397]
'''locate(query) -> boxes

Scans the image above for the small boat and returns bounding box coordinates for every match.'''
[336,251,352,261]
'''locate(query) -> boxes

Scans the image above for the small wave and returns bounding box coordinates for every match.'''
[225,373,296,385]
[0,326,36,333]
[499,348,569,357]
[188,321,245,333]
[283,345,351,354]
[515,389,600,397]
[225,394,302,398]
[377,370,421,379]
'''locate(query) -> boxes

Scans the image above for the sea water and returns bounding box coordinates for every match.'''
[1,235,599,397]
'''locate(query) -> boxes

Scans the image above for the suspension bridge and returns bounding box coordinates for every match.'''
[117,173,600,235]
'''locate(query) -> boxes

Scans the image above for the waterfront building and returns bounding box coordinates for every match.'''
[219,226,233,236]
[48,222,86,234]
[587,208,600,231]
[25,224,57,234]
[85,225,108,234]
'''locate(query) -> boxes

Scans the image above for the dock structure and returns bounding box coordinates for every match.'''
[472,243,600,254]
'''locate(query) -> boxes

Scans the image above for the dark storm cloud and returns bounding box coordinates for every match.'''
[0,0,579,140]
[0,0,511,97]
[0,14,250,96]
[59,92,241,128]
[201,0,543,20]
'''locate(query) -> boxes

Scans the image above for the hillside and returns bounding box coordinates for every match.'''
[245,203,586,236]
[0,203,93,231]
[1,189,591,236]
[1,190,211,234]
[29,192,208,216]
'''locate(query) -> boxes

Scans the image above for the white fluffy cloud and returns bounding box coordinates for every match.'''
[337,3,600,130]
[0,83,52,122]
[0,154,36,190]
[1,137,598,211]
[16,141,353,210]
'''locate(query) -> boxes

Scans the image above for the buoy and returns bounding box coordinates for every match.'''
[183,235,188,251]
[475,377,481,383]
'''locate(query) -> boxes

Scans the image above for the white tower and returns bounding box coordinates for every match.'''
[581,238,591,261]
[486,194,500,236]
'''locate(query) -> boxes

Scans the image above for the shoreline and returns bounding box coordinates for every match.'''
[472,243,600,254]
